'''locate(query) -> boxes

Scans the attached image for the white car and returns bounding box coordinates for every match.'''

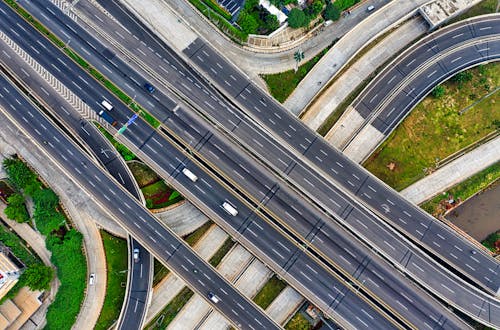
[89,273,96,285]
[133,248,140,263]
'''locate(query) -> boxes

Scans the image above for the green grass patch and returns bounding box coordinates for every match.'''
[285,311,312,330]
[128,162,161,187]
[253,275,287,309]
[96,124,137,161]
[141,180,183,209]
[95,231,128,330]
[153,258,170,287]
[2,157,85,329]
[482,231,500,252]
[184,221,213,246]
[261,45,334,103]
[208,237,235,267]
[363,63,500,191]
[131,103,161,128]
[145,286,194,330]
[420,162,500,216]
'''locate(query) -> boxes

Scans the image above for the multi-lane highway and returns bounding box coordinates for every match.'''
[2,1,476,328]
[7,0,500,328]
[0,72,279,330]
[334,15,500,162]
[3,0,500,328]
[83,0,500,300]
[62,1,500,321]
[0,6,406,329]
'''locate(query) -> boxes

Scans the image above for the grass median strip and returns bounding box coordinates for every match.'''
[4,0,160,128]
[95,231,128,330]
[253,275,287,309]
[145,286,194,330]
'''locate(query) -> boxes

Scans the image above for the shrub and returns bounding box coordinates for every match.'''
[324,3,340,21]
[22,264,53,291]
[2,158,37,191]
[431,85,445,98]
[238,12,259,34]
[4,193,30,223]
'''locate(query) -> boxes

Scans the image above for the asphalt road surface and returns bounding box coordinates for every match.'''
[0,72,279,329]
[0,2,462,329]
[85,0,500,299]
[5,1,498,328]
[0,6,396,329]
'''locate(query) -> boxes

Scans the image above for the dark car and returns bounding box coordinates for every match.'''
[144,83,155,93]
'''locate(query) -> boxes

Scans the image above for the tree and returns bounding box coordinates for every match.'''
[2,158,37,191]
[4,193,29,223]
[22,264,54,291]
[307,0,324,17]
[33,188,59,211]
[288,8,306,28]
[431,85,445,98]
[264,13,280,32]
[324,3,340,21]
[238,11,259,34]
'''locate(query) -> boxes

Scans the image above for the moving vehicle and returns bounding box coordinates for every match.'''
[208,292,220,303]
[101,99,114,111]
[182,168,198,182]
[89,273,95,285]
[144,83,155,93]
[98,110,117,126]
[367,5,375,12]
[133,248,140,263]
[222,201,238,216]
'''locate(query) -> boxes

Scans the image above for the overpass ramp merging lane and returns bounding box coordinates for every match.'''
[332,15,500,162]
[82,0,500,301]
[71,1,500,319]
[0,73,280,330]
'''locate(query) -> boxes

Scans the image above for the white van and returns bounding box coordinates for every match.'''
[101,100,114,111]
[222,201,238,216]
[208,292,220,303]
[182,168,198,182]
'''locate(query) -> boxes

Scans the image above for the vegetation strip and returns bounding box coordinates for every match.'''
[3,157,86,330]
[3,0,161,128]
[95,231,128,330]
[261,43,334,103]
[420,162,500,217]
[145,286,194,330]
[253,275,287,309]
